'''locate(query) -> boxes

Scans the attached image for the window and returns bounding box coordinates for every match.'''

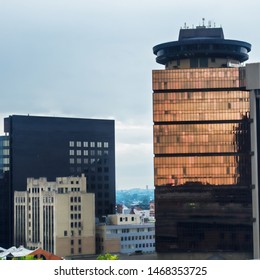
[83,150,88,156]
[97,142,102,148]
[70,158,75,164]
[69,141,74,147]
[76,141,81,147]
[69,150,74,156]
[76,150,81,156]
[64,231,67,237]
[104,142,109,148]
[83,141,88,147]
[90,142,95,148]
[3,149,9,155]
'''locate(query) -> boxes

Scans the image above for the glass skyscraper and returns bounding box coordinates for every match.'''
[152,24,254,258]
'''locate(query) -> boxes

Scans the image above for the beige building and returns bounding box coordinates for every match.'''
[14,174,95,257]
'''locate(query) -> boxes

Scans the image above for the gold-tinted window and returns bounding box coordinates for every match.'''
[153,67,251,187]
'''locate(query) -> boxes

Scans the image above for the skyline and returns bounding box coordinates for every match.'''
[1,0,260,189]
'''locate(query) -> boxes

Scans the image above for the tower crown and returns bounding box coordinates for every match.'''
[153,25,251,66]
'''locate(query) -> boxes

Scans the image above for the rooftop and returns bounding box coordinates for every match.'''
[153,23,251,65]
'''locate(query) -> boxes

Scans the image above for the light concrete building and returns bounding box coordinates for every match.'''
[96,214,155,255]
[14,174,95,257]
[246,62,260,259]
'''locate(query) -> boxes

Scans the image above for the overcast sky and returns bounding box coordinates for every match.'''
[0,0,260,190]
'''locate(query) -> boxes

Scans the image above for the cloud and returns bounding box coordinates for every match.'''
[1,0,260,189]
[115,120,153,188]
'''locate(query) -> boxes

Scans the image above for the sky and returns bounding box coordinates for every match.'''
[0,0,260,190]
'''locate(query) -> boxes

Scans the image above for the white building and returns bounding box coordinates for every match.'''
[96,214,155,255]
[14,174,95,257]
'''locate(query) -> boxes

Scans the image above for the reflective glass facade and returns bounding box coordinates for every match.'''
[153,68,251,188]
[0,136,11,247]
[153,67,253,255]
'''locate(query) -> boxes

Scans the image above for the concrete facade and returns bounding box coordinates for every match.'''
[96,214,155,255]
[14,174,95,257]
[246,62,260,259]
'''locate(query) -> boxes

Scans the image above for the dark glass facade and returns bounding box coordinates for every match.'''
[152,26,253,257]
[0,115,115,248]
[0,136,11,247]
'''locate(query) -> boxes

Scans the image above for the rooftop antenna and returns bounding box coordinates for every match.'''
[202,17,205,27]
[208,20,212,28]
[184,22,187,29]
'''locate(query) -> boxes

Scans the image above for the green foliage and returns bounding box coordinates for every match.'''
[12,255,42,260]
[116,188,154,209]
[97,253,118,260]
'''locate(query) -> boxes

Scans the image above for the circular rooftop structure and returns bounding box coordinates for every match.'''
[153,26,251,65]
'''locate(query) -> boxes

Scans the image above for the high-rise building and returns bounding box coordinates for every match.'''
[152,24,259,259]
[14,175,95,257]
[0,115,115,248]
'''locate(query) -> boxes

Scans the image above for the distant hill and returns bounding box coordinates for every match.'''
[116,188,154,210]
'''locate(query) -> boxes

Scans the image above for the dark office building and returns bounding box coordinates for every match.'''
[152,24,256,259]
[0,115,116,248]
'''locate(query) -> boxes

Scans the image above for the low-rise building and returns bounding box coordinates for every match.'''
[149,200,155,217]
[96,214,155,255]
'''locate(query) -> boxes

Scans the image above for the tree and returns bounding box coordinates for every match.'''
[96,253,118,260]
